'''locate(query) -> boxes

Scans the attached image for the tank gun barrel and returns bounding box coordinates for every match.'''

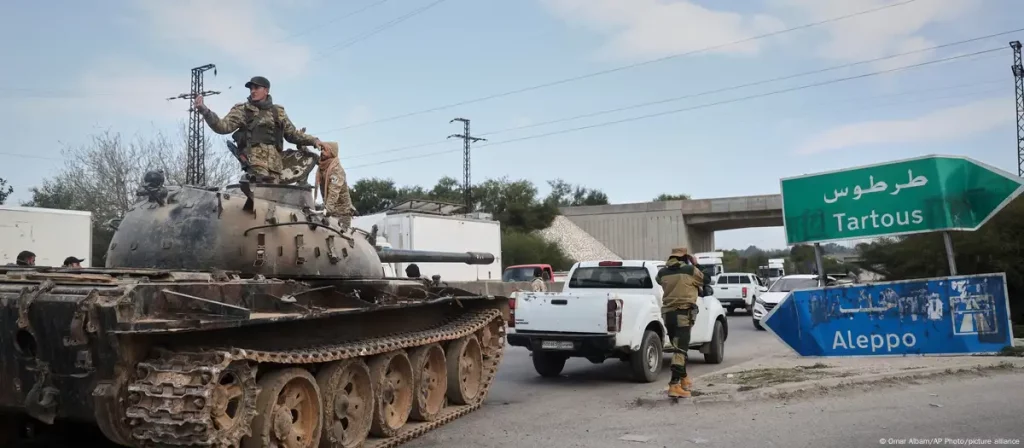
[377,249,494,265]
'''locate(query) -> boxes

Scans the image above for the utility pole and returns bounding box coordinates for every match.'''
[448,118,485,212]
[1011,41,1023,177]
[167,64,220,186]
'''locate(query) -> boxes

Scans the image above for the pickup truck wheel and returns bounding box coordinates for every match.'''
[703,320,725,364]
[532,352,567,378]
[629,330,662,383]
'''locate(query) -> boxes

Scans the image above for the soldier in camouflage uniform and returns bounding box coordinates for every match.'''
[315,141,354,228]
[655,247,704,398]
[193,76,326,183]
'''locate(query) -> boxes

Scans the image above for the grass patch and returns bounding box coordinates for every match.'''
[726,367,830,390]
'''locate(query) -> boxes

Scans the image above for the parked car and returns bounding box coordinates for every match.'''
[752,274,836,330]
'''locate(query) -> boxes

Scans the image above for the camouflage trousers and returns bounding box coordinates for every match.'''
[323,165,353,228]
[248,144,284,183]
[664,305,697,384]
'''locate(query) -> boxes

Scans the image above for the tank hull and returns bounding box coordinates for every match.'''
[0,267,509,447]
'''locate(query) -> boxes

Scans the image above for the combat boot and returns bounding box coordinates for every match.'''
[667,383,690,398]
[681,376,694,391]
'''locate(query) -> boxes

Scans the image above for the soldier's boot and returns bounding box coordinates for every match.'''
[681,376,694,391]
[667,383,690,398]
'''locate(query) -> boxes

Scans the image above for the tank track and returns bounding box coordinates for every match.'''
[124,308,505,448]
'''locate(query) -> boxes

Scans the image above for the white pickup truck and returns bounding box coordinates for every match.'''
[506,260,729,383]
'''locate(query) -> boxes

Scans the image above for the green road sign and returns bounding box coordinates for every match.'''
[780,155,1024,245]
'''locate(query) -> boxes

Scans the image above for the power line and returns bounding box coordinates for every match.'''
[313,0,448,61]
[343,48,1004,171]
[314,0,922,134]
[339,29,1021,161]
[0,79,1001,164]
[279,0,392,42]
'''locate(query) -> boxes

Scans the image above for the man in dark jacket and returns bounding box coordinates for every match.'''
[655,247,704,398]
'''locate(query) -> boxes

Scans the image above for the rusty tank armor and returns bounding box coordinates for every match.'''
[0,168,508,448]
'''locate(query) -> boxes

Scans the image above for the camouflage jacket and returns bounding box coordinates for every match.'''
[656,259,704,313]
[200,96,317,149]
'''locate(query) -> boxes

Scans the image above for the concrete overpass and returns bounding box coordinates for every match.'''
[559,194,783,260]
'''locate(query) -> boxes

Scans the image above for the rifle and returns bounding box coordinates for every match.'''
[226,140,251,172]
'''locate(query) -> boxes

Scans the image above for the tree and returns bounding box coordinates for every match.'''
[653,193,691,201]
[856,197,1024,322]
[500,231,573,270]
[349,176,470,215]
[0,177,12,205]
[545,179,609,207]
[23,126,235,265]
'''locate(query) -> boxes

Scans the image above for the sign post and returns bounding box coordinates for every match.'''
[943,232,958,276]
[780,154,1024,245]
[762,273,1014,356]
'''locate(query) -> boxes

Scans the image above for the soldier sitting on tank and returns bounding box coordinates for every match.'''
[315,141,354,228]
[193,76,327,184]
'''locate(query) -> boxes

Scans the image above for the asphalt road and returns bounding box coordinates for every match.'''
[411,368,1024,447]
[405,313,774,447]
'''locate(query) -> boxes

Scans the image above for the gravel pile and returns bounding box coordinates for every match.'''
[536,216,621,262]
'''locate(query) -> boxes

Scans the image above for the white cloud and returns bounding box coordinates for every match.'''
[540,0,786,60]
[133,0,312,79]
[774,0,983,69]
[794,96,1013,155]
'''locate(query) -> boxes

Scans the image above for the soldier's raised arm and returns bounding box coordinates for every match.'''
[199,103,246,135]
[276,106,319,147]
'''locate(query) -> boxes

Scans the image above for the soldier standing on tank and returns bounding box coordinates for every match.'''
[315,141,354,228]
[656,248,704,399]
[193,76,326,183]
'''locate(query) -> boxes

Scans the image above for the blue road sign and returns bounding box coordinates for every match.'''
[762,273,1015,356]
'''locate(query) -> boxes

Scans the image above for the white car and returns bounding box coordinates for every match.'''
[507,260,729,383]
[712,272,767,315]
[752,274,836,331]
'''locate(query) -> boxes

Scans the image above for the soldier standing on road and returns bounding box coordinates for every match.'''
[531,268,548,292]
[315,141,354,228]
[656,248,704,399]
[193,76,327,183]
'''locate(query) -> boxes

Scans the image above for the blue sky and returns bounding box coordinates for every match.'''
[1,0,1022,250]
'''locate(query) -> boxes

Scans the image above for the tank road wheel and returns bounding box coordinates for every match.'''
[408,344,448,422]
[476,318,505,359]
[243,367,323,448]
[445,335,483,405]
[368,350,415,438]
[210,361,259,444]
[315,359,375,448]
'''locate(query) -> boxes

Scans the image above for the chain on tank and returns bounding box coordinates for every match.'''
[124,309,505,447]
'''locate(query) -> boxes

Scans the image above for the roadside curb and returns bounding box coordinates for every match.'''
[685,358,1024,404]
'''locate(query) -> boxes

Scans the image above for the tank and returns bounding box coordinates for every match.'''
[0,169,509,448]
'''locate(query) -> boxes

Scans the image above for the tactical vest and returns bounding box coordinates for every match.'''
[232,104,284,152]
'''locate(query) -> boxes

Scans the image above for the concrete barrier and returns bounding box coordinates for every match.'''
[446,281,565,297]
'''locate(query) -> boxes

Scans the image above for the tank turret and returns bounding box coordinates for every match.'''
[105,172,496,279]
